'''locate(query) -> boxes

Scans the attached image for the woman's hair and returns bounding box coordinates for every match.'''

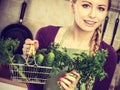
[89,26,102,55]
[71,0,111,55]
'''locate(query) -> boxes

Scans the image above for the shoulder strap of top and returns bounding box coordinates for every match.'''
[59,27,70,46]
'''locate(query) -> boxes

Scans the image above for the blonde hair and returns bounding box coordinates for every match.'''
[89,26,102,55]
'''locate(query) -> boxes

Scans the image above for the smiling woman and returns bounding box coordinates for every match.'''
[22,0,117,90]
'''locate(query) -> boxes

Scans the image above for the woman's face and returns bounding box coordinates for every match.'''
[71,0,109,32]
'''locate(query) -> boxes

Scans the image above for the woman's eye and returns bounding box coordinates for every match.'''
[98,7,105,11]
[82,4,90,8]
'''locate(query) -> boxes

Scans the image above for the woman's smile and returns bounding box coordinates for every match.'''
[84,20,97,27]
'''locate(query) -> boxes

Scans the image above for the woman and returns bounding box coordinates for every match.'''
[23,0,117,90]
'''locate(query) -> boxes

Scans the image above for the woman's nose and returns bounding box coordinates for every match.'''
[88,8,96,19]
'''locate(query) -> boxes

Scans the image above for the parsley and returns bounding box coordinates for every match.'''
[73,49,108,84]
[0,38,20,65]
[47,43,108,83]
[46,43,108,88]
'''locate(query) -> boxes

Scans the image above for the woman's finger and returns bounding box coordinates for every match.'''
[59,71,80,90]
[33,40,39,50]
[23,39,34,56]
[71,70,80,80]
[59,80,69,90]
[60,77,71,87]
[65,73,76,83]
[25,38,34,45]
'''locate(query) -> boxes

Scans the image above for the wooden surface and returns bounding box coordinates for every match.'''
[0,77,27,88]
[109,64,120,90]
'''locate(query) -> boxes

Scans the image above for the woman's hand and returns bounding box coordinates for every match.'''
[22,38,39,57]
[59,70,80,90]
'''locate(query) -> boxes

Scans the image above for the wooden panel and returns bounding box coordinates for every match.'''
[109,64,120,90]
[0,77,27,88]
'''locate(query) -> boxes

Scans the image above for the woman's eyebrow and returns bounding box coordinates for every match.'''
[81,0,108,7]
[81,0,92,5]
[98,5,107,7]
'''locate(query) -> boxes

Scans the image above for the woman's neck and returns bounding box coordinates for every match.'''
[55,25,95,50]
[70,25,94,44]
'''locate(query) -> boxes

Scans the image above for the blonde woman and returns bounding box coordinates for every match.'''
[23,0,117,90]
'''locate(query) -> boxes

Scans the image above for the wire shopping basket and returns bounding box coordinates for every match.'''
[9,63,53,84]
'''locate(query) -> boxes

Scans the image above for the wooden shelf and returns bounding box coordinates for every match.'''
[0,77,27,88]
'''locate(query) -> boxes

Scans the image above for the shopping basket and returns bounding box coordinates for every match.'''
[9,63,53,84]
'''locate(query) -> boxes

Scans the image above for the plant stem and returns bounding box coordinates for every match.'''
[12,64,28,81]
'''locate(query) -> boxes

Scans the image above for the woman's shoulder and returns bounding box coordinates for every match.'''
[35,25,61,48]
[100,41,116,53]
[35,25,61,40]
[37,25,61,34]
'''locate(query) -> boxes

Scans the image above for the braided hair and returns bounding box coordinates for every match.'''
[89,26,102,55]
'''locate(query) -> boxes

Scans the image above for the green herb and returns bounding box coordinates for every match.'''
[37,43,107,89]
[35,43,108,83]
[12,64,28,81]
[0,38,20,65]
[73,49,108,86]
[0,38,28,81]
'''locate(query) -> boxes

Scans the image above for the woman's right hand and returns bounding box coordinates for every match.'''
[59,70,80,90]
[22,38,39,57]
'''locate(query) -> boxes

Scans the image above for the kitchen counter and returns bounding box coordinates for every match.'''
[0,77,27,90]
[0,82,27,90]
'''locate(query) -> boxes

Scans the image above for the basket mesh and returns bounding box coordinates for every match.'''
[9,63,52,84]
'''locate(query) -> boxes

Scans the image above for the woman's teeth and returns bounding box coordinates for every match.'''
[84,20,96,25]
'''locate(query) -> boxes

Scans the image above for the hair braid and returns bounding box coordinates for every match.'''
[89,26,102,55]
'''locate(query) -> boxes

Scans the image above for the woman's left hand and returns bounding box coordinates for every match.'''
[59,70,80,90]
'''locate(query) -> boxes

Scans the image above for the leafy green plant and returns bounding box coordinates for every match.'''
[74,49,108,83]
[8,42,108,89]
[33,43,108,81]
[48,43,108,89]
[73,50,108,89]
[0,38,20,65]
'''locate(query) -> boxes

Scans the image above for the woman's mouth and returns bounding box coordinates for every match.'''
[84,20,96,27]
